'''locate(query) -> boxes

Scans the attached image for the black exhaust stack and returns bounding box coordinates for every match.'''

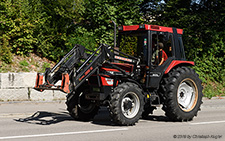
[110,20,117,48]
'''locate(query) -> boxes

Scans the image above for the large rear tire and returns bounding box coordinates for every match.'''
[109,82,144,125]
[66,89,99,121]
[160,66,203,121]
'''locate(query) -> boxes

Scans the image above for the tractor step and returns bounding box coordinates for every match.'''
[85,93,107,100]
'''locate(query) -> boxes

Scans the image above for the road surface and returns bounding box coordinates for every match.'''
[0,98,224,141]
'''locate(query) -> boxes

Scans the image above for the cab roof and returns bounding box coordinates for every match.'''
[118,24,183,35]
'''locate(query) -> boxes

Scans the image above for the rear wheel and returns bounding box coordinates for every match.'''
[109,82,144,125]
[66,89,99,121]
[160,66,203,121]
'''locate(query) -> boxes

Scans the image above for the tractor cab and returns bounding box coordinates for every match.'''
[117,24,188,88]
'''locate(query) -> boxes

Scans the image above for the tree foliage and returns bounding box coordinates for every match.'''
[0,0,224,97]
[79,0,143,45]
[0,0,85,61]
[0,0,36,57]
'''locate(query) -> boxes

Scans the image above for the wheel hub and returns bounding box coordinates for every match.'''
[121,92,140,119]
[180,91,184,98]
[123,99,133,110]
[177,78,198,112]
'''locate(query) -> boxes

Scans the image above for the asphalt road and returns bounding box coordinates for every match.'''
[0,98,224,141]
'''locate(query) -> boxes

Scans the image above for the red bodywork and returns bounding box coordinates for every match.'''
[99,63,134,86]
[164,60,195,74]
[99,61,195,86]
[119,24,183,35]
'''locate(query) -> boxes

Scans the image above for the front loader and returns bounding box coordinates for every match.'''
[34,22,203,125]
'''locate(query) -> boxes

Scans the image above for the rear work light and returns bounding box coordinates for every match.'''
[139,24,145,29]
[118,26,123,31]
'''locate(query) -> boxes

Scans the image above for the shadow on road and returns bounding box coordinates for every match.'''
[91,108,114,126]
[13,108,114,126]
[14,111,73,125]
[13,108,113,126]
[92,108,172,126]
[141,115,171,122]
[14,108,171,126]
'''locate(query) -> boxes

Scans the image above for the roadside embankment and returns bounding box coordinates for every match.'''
[0,73,66,102]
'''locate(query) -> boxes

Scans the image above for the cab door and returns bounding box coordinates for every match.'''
[145,31,174,88]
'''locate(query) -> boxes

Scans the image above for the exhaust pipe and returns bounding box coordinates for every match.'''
[110,20,116,48]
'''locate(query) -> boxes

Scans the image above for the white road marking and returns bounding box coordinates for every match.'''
[0,113,33,118]
[0,128,128,140]
[190,120,225,125]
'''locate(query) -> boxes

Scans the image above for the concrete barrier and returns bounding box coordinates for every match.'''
[0,73,66,102]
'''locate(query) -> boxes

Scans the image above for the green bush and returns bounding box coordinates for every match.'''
[41,62,51,73]
[203,81,225,99]
[19,60,29,67]
[0,37,12,64]
[66,27,98,51]
[0,0,36,56]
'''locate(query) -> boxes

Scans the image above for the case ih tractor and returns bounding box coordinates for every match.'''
[34,21,203,125]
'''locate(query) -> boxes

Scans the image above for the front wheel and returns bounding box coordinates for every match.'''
[109,82,144,125]
[66,90,99,121]
[160,67,203,121]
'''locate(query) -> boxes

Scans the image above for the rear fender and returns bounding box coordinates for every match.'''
[164,60,194,74]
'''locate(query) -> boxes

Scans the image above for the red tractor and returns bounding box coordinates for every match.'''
[35,22,203,125]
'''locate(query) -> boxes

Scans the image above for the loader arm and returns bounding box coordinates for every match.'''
[34,44,139,93]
